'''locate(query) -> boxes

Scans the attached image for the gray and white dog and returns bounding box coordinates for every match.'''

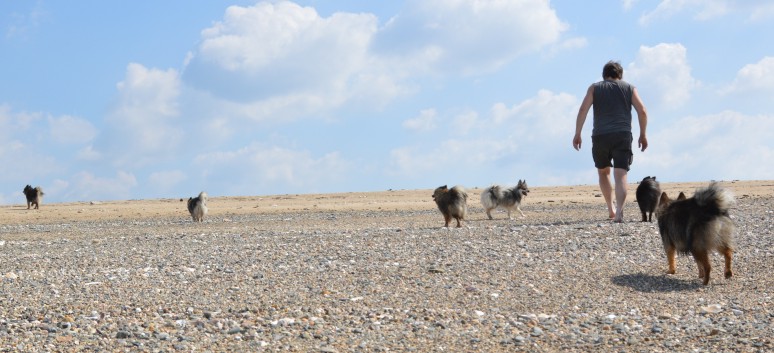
[187,192,208,222]
[480,180,529,220]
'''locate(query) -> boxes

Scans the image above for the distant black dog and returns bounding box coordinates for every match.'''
[432,185,468,228]
[187,192,208,222]
[635,176,660,222]
[23,185,44,210]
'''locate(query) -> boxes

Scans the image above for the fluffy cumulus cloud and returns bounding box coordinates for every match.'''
[376,0,567,75]
[0,105,91,184]
[182,1,395,120]
[640,110,774,181]
[101,63,182,167]
[725,56,774,93]
[627,43,699,109]
[389,90,580,183]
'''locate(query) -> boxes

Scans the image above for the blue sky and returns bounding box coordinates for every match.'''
[1,0,773,204]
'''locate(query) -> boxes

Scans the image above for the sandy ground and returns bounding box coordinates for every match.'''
[4,180,771,226]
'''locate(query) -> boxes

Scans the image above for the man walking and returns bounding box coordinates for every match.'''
[573,61,649,223]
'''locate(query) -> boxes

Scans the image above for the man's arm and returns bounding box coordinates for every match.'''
[573,85,594,151]
[632,87,648,151]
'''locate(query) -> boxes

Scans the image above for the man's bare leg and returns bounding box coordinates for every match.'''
[597,167,616,219]
[613,168,628,223]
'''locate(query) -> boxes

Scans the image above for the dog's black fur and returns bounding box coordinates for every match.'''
[23,185,44,210]
[655,182,735,285]
[635,176,660,222]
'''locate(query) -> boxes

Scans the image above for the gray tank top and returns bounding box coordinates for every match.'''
[591,80,634,136]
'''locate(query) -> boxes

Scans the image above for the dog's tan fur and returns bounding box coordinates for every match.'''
[432,185,468,228]
[655,183,735,285]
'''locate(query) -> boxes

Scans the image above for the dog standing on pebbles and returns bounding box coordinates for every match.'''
[23,185,44,210]
[187,192,209,222]
[655,182,735,285]
[635,176,660,222]
[480,180,529,220]
[432,185,468,228]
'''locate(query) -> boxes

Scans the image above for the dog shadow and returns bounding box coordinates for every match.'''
[611,272,702,292]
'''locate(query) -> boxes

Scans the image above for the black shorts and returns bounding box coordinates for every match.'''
[591,132,633,171]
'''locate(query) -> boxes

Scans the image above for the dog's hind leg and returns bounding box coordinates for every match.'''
[454,216,462,228]
[721,246,733,279]
[485,208,494,220]
[692,250,712,285]
[665,245,677,274]
[443,213,451,228]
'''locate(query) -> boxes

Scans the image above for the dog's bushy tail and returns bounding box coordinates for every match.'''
[694,182,735,215]
[481,185,501,209]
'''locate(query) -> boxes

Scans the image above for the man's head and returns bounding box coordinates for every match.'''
[602,61,623,80]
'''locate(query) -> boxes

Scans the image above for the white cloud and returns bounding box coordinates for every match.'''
[193,142,352,194]
[48,115,97,144]
[639,0,730,25]
[491,89,577,137]
[52,171,138,202]
[724,56,774,94]
[183,1,396,119]
[402,108,438,132]
[640,110,774,181]
[102,63,182,166]
[389,90,579,180]
[377,0,567,75]
[627,43,699,109]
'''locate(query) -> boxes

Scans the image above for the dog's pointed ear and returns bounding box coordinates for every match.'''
[658,192,670,206]
[677,192,687,200]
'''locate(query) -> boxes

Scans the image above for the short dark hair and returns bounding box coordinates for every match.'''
[602,61,623,79]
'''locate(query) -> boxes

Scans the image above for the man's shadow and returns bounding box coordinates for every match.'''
[611,272,702,292]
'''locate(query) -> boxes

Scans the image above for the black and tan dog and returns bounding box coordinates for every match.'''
[23,185,44,210]
[655,182,735,285]
[635,176,660,222]
[432,185,468,228]
[187,192,209,222]
[480,180,529,220]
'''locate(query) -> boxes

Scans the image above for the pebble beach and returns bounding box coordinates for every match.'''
[1,180,772,352]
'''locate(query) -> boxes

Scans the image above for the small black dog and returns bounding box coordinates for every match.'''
[635,176,660,222]
[23,185,44,210]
